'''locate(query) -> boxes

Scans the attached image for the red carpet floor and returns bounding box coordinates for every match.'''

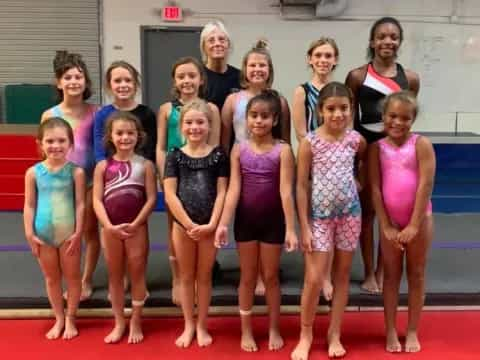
[1,311,478,359]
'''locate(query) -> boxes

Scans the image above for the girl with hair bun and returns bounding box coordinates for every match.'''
[41,50,99,301]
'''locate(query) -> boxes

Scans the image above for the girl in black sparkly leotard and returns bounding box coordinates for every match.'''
[163,99,228,348]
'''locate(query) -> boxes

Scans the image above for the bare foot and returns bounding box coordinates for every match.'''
[196,325,213,347]
[405,331,421,353]
[241,331,258,352]
[386,329,402,353]
[46,319,65,340]
[63,316,78,340]
[128,317,144,344]
[322,279,334,301]
[361,274,380,294]
[172,280,181,306]
[268,328,284,351]
[291,334,313,360]
[80,282,93,301]
[104,322,126,344]
[175,325,195,348]
[254,278,265,296]
[328,333,346,358]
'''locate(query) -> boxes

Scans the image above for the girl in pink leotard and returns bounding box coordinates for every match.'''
[369,91,435,354]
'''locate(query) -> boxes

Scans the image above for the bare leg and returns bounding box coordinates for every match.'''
[254,259,265,296]
[237,241,259,352]
[405,216,433,353]
[322,249,334,301]
[327,249,354,358]
[102,229,127,344]
[173,223,196,348]
[59,243,82,339]
[81,190,100,300]
[380,230,404,352]
[195,235,217,347]
[259,242,284,351]
[125,225,148,344]
[37,246,65,340]
[166,211,180,305]
[291,251,329,360]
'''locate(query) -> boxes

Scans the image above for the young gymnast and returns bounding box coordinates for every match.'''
[345,17,420,293]
[291,82,367,360]
[292,37,340,301]
[156,57,221,305]
[163,99,228,348]
[41,50,99,300]
[92,112,157,344]
[215,90,297,352]
[24,117,86,340]
[369,91,435,353]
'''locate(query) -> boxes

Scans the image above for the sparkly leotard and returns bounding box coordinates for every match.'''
[234,141,285,244]
[33,162,76,247]
[164,146,229,225]
[378,134,432,228]
[307,129,362,252]
[103,155,147,225]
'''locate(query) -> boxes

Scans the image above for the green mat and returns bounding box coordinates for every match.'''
[4,84,57,124]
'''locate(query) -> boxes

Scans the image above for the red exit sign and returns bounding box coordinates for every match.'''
[162,6,183,22]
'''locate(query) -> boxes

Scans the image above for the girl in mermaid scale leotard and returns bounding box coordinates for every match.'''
[216,90,297,353]
[163,99,228,348]
[24,118,86,340]
[92,111,157,345]
[369,91,435,354]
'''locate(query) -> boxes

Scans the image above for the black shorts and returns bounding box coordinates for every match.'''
[234,210,285,245]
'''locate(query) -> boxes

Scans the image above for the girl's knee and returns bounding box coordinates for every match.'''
[262,272,279,289]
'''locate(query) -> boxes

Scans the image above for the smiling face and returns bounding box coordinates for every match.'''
[57,67,86,98]
[308,43,337,76]
[108,66,137,101]
[181,109,210,144]
[318,96,352,133]
[370,22,402,60]
[203,29,230,61]
[383,99,415,142]
[245,53,270,86]
[110,119,138,154]
[39,126,72,161]
[174,62,203,98]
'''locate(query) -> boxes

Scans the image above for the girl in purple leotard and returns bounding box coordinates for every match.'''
[216,90,297,352]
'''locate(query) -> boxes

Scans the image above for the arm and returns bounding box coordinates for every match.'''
[23,167,43,256]
[345,68,363,129]
[296,138,313,252]
[368,143,401,249]
[66,167,86,255]
[156,103,170,181]
[397,136,435,244]
[291,86,308,142]
[93,108,108,162]
[406,69,420,96]
[92,161,130,238]
[127,160,158,231]
[220,94,235,152]
[208,103,221,146]
[144,108,158,163]
[280,96,292,144]
[279,144,298,252]
[356,136,368,191]
[215,145,242,247]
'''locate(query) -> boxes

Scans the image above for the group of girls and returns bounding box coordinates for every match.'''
[23,15,436,360]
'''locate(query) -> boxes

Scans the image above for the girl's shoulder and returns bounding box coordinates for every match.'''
[96,104,116,117]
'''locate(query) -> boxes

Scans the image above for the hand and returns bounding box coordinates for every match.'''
[124,223,140,237]
[65,233,81,256]
[105,223,131,240]
[355,178,363,192]
[301,227,313,253]
[28,235,44,257]
[397,224,419,246]
[214,225,229,248]
[187,224,213,241]
[383,225,403,251]
[284,230,298,252]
